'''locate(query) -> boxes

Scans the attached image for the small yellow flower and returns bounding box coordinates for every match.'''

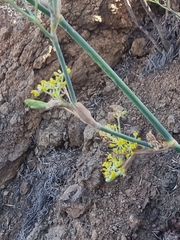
[133,131,139,138]
[100,122,141,182]
[56,76,62,82]
[31,90,40,97]
[102,162,109,169]
[41,80,47,85]
[113,148,118,154]
[121,147,126,154]
[51,92,56,97]
[125,153,130,159]
[117,139,126,146]
[66,66,71,74]
[59,82,67,87]
[107,153,112,160]
[109,143,116,148]
[111,171,117,180]
[41,86,47,92]
[53,71,59,76]
[114,160,121,168]
[49,78,56,85]
[37,84,42,91]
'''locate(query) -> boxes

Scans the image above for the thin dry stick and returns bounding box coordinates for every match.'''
[166,0,170,19]
[140,0,170,51]
[123,0,162,53]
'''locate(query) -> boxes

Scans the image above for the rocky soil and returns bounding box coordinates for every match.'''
[1,0,180,240]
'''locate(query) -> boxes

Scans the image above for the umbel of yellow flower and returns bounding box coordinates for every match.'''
[31,68,70,100]
[100,125,141,182]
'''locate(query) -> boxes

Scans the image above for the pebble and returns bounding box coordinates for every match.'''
[20,181,31,195]
[121,235,127,240]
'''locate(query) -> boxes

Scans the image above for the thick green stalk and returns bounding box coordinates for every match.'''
[99,125,152,148]
[12,0,76,103]
[24,0,180,148]
[174,143,180,152]
[50,0,60,34]
[27,0,50,16]
[52,37,77,103]
[34,0,38,18]
[58,17,173,142]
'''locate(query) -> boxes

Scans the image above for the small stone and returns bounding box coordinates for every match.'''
[3,190,9,196]
[82,125,97,152]
[164,232,178,240]
[125,189,133,197]
[129,214,139,229]
[81,30,90,40]
[109,104,123,114]
[173,125,179,134]
[0,27,11,40]
[10,114,18,125]
[112,225,118,231]
[68,117,86,147]
[107,112,116,124]
[20,181,31,195]
[58,184,90,218]
[162,172,177,191]
[0,102,9,115]
[121,235,127,240]
[91,230,98,240]
[103,81,116,95]
[131,38,148,57]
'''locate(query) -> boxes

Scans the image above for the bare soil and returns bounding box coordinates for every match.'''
[1,1,180,240]
[1,53,180,240]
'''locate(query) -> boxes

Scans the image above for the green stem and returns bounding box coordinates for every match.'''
[35,0,38,18]
[117,117,121,133]
[52,37,77,103]
[147,0,180,19]
[99,125,152,148]
[50,0,59,34]
[21,0,180,148]
[174,143,180,153]
[8,0,51,39]
[27,0,50,16]
[59,17,173,142]
[9,0,76,103]
[22,0,33,16]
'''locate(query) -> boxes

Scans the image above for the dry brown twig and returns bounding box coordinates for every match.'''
[123,0,162,53]
[140,0,170,51]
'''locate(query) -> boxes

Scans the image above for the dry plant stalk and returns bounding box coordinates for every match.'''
[140,0,170,51]
[123,0,162,52]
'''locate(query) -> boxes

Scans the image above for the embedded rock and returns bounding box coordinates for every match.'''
[58,184,91,218]
[130,38,148,57]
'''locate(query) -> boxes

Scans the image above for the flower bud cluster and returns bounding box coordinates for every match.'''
[100,124,140,182]
[31,67,71,100]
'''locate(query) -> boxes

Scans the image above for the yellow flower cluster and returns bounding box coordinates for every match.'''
[31,67,71,99]
[100,124,140,182]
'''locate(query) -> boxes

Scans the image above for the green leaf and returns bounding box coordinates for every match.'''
[24,99,47,109]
